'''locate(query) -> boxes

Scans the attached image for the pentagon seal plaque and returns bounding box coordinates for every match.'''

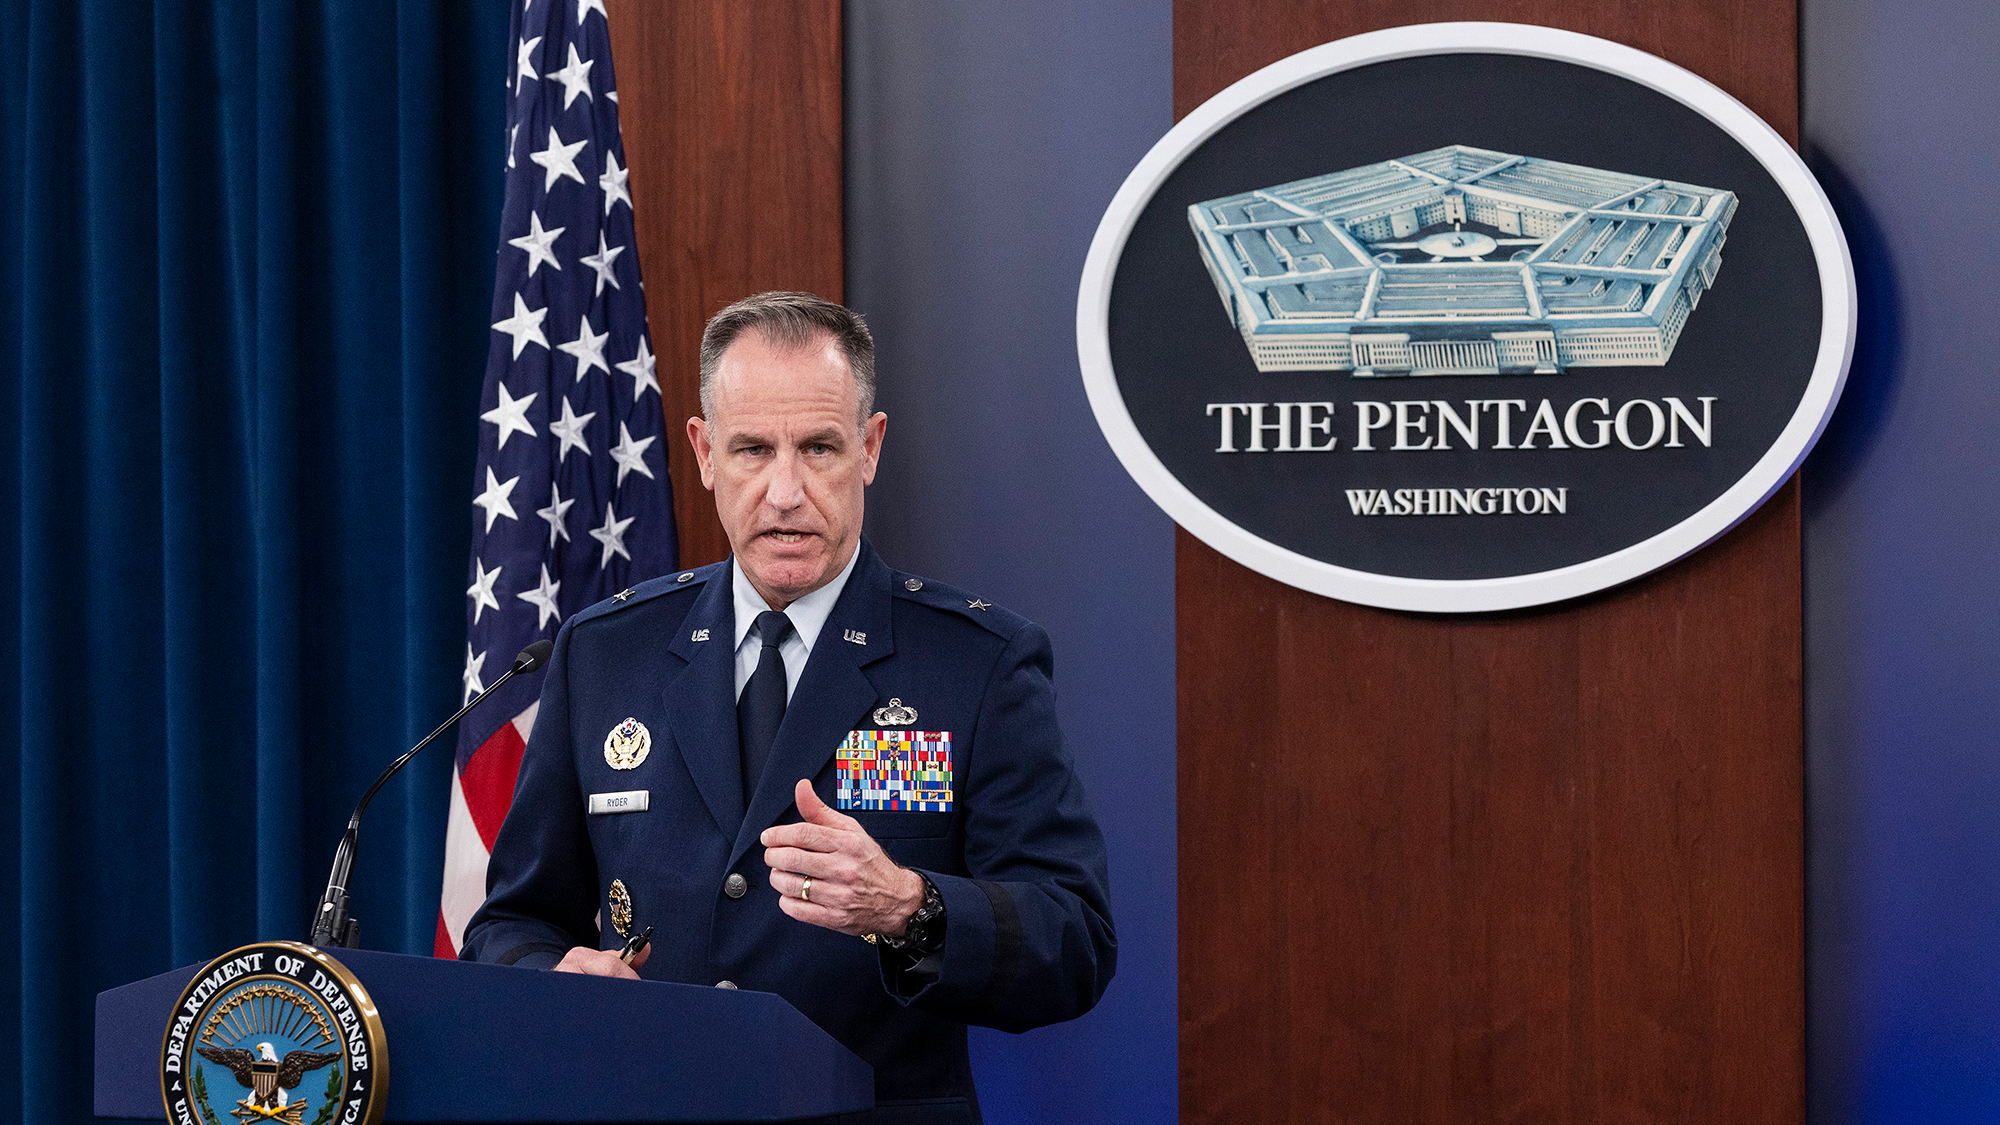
[1078,22,1856,612]
[160,942,386,1125]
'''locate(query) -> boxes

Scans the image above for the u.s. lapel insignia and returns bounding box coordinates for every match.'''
[608,879,633,938]
[872,697,918,726]
[604,717,651,770]
[844,629,866,645]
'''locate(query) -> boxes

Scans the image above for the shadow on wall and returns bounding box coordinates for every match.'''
[1799,150,1902,503]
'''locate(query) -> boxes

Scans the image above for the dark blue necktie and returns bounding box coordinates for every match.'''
[738,610,795,803]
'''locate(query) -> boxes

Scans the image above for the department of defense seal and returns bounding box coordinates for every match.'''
[159,941,386,1125]
[603,717,651,770]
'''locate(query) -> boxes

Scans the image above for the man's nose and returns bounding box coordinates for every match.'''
[763,450,806,509]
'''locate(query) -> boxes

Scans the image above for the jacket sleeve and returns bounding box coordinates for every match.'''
[884,622,1118,1032]
[458,620,600,970]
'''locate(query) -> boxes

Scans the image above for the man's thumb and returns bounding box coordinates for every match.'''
[795,777,841,824]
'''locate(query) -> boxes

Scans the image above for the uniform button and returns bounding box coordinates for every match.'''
[724,872,748,899]
[715,980,738,990]
[904,578,923,591]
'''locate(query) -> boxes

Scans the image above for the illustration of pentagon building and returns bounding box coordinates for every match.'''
[1188,146,1735,375]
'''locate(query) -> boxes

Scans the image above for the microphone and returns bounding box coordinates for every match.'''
[309,639,553,949]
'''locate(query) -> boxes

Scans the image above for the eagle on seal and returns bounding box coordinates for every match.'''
[197,1042,341,1111]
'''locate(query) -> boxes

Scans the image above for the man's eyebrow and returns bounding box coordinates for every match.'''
[798,428,845,447]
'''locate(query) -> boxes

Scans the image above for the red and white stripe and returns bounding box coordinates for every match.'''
[435,701,539,957]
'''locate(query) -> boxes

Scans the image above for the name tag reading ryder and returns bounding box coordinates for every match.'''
[589,790,650,815]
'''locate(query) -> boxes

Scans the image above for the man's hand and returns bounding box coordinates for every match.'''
[553,941,650,979]
[762,778,925,937]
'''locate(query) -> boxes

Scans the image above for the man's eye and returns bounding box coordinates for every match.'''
[807,443,834,455]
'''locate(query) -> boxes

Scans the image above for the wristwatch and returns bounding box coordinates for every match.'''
[873,872,946,955]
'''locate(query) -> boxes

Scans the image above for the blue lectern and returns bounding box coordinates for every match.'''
[94,948,875,1122]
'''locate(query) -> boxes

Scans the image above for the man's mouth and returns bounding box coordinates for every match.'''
[767,531,809,544]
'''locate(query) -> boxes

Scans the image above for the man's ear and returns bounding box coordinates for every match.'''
[860,412,887,486]
[688,416,717,491]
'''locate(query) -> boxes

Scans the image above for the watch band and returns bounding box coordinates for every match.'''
[874,871,945,954]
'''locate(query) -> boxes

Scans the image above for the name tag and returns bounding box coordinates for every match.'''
[836,730,953,812]
[588,790,650,815]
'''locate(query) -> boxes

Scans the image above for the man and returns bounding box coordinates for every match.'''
[462,292,1116,1123]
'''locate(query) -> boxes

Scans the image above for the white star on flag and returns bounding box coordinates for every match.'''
[516,36,542,95]
[577,0,607,24]
[589,500,635,567]
[537,479,575,547]
[481,383,539,449]
[548,396,596,460]
[466,559,504,623]
[609,422,656,485]
[517,564,564,629]
[579,230,623,295]
[557,314,610,380]
[531,125,588,193]
[462,644,488,705]
[615,336,657,400]
[472,467,521,532]
[600,151,631,215]
[507,212,565,276]
[548,43,595,109]
[492,292,549,358]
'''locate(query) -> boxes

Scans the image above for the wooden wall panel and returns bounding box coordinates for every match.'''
[1174,1,1797,139]
[1174,3,1803,1123]
[606,1,844,570]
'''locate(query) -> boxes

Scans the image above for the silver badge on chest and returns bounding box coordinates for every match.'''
[604,717,652,770]
[872,698,918,726]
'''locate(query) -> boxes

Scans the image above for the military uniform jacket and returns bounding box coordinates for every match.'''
[462,539,1116,1122]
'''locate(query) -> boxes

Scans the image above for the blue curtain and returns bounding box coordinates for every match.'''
[0,2,507,1121]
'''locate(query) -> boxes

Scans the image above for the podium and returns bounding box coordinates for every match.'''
[93,948,875,1122]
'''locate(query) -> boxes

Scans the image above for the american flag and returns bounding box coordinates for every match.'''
[437,0,676,958]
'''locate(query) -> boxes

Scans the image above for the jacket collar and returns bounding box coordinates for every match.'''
[658,568,742,836]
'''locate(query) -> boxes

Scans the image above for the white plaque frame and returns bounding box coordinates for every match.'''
[1076,22,1855,613]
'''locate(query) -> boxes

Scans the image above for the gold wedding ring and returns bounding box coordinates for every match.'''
[801,876,812,903]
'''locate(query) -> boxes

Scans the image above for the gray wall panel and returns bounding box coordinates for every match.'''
[1803,1,2000,1120]
[845,4,1176,1123]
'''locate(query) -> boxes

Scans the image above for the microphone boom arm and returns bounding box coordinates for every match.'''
[309,640,553,949]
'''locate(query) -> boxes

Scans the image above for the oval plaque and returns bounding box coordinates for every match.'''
[1078,22,1855,612]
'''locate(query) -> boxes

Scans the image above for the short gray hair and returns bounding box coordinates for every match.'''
[697,291,876,423]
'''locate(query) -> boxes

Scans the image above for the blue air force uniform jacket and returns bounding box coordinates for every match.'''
[461,539,1116,1120]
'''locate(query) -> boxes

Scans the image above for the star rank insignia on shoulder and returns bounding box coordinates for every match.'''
[891,571,1025,638]
[574,564,716,626]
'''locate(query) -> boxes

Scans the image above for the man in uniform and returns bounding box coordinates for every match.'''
[461,292,1116,1123]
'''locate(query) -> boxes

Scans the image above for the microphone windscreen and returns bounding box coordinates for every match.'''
[514,639,555,673]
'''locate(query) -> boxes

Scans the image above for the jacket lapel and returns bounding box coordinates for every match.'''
[729,540,897,869]
[660,574,741,837]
